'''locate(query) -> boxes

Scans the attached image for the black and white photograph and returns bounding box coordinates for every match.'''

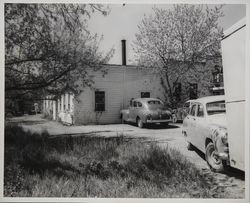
[0,0,249,201]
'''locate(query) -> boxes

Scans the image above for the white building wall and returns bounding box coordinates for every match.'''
[70,94,74,112]
[73,65,165,125]
[52,101,56,120]
[65,93,69,111]
[56,93,74,125]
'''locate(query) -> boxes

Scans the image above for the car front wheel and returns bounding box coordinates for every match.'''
[172,114,177,123]
[205,142,224,172]
[137,118,144,128]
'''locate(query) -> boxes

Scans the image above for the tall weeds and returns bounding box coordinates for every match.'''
[4,125,222,198]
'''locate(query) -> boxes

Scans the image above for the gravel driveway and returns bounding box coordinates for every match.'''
[8,114,245,198]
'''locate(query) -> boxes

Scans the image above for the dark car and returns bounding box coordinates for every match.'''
[120,98,172,128]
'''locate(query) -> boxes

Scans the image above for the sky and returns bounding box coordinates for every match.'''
[88,4,246,65]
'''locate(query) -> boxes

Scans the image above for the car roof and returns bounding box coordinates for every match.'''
[194,95,225,104]
[133,98,162,103]
[185,99,195,103]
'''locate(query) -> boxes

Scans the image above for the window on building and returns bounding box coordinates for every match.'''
[95,91,105,111]
[141,92,150,98]
[189,83,198,99]
[173,82,182,101]
[68,94,71,110]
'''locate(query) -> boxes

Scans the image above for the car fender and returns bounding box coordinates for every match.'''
[136,109,149,123]
[208,124,228,153]
[120,109,129,120]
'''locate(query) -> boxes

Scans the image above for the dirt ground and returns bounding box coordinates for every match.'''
[7,114,246,198]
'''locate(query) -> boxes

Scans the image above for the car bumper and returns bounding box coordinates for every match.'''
[146,119,171,123]
[218,152,229,160]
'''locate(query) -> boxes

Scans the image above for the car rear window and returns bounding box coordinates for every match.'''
[148,100,162,105]
[147,100,164,109]
[206,101,226,115]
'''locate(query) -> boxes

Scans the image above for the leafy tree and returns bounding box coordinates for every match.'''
[133,4,223,106]
[5,4,114,101]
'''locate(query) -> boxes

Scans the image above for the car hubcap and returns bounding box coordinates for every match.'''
[211,151,220,164]
[138,119,142,128]
[208,145,221,167]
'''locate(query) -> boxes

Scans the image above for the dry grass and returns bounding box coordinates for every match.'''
[4,125,225,198]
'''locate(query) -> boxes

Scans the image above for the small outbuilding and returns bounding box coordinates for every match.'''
[43,64,166,125]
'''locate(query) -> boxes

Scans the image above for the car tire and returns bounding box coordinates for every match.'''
[137,117,144,128]
[187,142,194,151]
[172,114,177,123]
[205,142,224,172]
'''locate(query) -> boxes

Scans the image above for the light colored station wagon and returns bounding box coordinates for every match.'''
[120,98,172,128]
[182,95,229,172]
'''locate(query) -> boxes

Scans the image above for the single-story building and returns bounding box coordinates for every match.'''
[43,64,166,125]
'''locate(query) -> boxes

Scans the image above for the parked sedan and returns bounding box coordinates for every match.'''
[120,98,172,128]
[182,95,229,172]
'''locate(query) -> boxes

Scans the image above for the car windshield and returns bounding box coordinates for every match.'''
[206,101,226,115]
[147,100,164,109]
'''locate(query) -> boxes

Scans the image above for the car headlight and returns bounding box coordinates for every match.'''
[147,114,152,120]
[219,128,228,145]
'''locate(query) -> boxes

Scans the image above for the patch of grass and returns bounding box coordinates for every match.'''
[4,125,224,198]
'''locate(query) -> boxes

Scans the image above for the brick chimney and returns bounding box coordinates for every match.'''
[121,39,126,66]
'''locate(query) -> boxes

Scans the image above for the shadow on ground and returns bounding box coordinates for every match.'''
[12,120,47,125]
[191,146,245,180]
[127,123,180,130]
[147,123,180,129]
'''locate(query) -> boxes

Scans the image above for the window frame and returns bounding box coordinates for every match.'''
[95,91,105,112]
[141,92,150,98]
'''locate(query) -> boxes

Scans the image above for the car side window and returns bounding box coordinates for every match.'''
[137,102,142,107]
[197,104,204,117]
[190,104,196,116]
[133,101,137,107]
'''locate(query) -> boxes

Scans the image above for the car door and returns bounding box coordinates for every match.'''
[185,103,197,144]
[194,103,207,152]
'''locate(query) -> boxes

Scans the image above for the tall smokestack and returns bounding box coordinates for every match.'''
[121,39,126,66]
